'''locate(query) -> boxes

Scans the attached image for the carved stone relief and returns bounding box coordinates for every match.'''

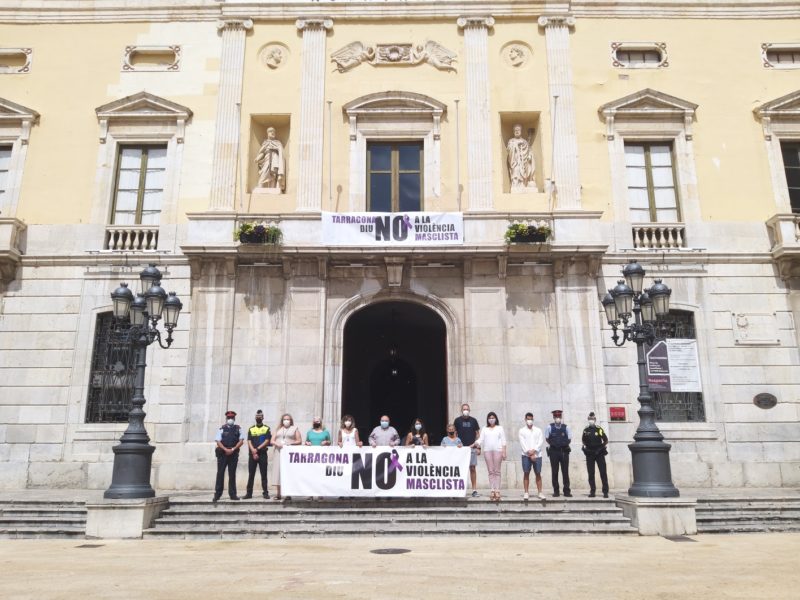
[259,43,289,70]
[501,42,532,68]
[331,41,457,73]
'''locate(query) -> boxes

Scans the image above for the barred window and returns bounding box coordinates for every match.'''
[85,312,135,423]
[651,310,706,423]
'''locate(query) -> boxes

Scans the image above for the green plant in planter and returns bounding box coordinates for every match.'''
[235,221,283,244]
[504,221,552,244]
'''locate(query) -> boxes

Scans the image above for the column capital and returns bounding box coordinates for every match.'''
[457,16,495,30]
[216,18,253,33]
[537,14,576,29]
[296,17,333,32]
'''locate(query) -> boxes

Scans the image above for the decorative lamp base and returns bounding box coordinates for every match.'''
[628,440,680,498]
[103,442,156,499]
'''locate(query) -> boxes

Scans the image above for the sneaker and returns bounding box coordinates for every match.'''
[537,492,547,500]
[471,490,479,498]
[523,492,530,500]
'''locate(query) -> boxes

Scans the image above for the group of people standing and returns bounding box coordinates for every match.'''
[212,404,610,502]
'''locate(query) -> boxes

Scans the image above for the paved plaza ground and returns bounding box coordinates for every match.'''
[0,533,798,599]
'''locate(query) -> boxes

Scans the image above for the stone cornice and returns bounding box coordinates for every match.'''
[1,1,797,24]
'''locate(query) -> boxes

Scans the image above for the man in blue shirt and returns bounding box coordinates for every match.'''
[545,409,572,498]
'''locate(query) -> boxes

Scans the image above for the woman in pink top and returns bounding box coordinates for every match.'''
[476,411,507,501]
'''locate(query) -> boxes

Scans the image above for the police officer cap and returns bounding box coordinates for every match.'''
[588,411,596,418]
[225,410,236,418]
[551,409,563,417]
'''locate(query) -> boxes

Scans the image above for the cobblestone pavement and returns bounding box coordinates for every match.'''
[0,533,798,599]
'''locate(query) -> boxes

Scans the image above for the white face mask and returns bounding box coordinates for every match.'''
[462,410,470,417]
[488,418,496,426]
[555,418,562,425]
[415,423,422,431]
[588,419,596,426]
[226,419,234,426]
[282,419,291,427]
[380,421,389,429]
[344,421,352,428]
[526,419,533,427]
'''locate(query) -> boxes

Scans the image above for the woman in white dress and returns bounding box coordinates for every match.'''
[273,413,302,500]
[337,414,363,448]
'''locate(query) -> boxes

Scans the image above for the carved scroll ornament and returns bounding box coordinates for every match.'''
[331,40,457,73]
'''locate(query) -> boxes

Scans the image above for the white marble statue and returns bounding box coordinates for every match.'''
[255,127,286,192]
[506,124,535,191]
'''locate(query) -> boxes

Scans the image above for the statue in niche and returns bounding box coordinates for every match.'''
[506,124,536,191]
[255,126,286,192]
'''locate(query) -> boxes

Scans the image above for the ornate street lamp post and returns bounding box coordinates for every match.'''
[104,264,183,499]
[601,260,679,498]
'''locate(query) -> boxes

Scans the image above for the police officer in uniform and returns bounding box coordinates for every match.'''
[243,409,272,500]
[213,410,245,502]
[545,409,572,497]
[582,411,609,498]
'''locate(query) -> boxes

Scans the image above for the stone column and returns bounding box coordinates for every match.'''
[538,15,581,209]
[209,18,253,211]
[457,16,494,211]
[296,18,333,212]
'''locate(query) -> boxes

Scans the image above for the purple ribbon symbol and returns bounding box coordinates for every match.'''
[390,449,404,473]
[402,215,412,230]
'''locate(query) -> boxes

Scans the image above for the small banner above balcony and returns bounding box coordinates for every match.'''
[322,211,464,246]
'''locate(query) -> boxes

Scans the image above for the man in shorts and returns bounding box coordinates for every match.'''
[453,403,480,497]
[518,411,546,500]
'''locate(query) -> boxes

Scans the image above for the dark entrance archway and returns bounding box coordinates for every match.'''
[342,301,447,445]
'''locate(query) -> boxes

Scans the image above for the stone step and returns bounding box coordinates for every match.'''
[0,527,86,539]
[155,514,633,526]
[0,508,88,517]
[697,523,800,534]
[0,517,86,526]
[144,523,638,539]
[158,506,625,516]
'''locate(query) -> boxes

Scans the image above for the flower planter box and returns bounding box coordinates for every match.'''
[510,232,548,243]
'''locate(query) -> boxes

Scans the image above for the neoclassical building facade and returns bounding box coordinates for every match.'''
[1,0,799,491]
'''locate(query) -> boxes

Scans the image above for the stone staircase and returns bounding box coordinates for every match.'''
[144,496,637,538]
[696,496,800,533]
[0,500,87,539]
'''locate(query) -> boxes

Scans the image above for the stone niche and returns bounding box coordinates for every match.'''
[248,114,291,212]
[499,112,544,196]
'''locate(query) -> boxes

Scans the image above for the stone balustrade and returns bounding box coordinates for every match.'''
[104,225,159,251]
[632,223,686,249]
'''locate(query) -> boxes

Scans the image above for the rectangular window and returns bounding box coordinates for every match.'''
[616,49,662,65]
[625,142,679,223]
[367,142,422,212]
[781,142,800,213]
[85,312,134,423]
[0,145,11,199]
[651,310,706,423]
[111,145,167,225]
[766,49,800,65]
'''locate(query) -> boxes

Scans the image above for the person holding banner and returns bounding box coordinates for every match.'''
[404,418,429,447]
[476,412,507,501]
[441,424,463,447]
[305,417,332,446]
[337,414,363,448]
[273,413,302,500]
[369,415,400,447]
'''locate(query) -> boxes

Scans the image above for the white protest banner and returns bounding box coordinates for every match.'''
[666,338,702,392]
[280,446,471,498]
[321,211,464,246]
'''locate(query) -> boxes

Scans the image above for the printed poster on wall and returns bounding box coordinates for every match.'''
[321,211,464,246]
[646,339,702,393]
[280,446,471,498]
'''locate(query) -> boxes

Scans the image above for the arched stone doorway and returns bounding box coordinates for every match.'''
[342,301,448,445]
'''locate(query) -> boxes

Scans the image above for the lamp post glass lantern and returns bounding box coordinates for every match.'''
[602,259,679,498]
[103,265,182,499]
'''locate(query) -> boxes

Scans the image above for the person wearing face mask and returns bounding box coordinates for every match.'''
[545,409,572,498]
[404,418,429,447]
[243,409,272,500]
[475,412,507,501]
[338,414,363,448]
[305,416,332,446]
[368,415,400,447]
[273,413,302,500]
[518,412,546,500]
[453,403,481,497]
[440,424,463,447]
[582,411,609,498]
[213,410,246,502]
